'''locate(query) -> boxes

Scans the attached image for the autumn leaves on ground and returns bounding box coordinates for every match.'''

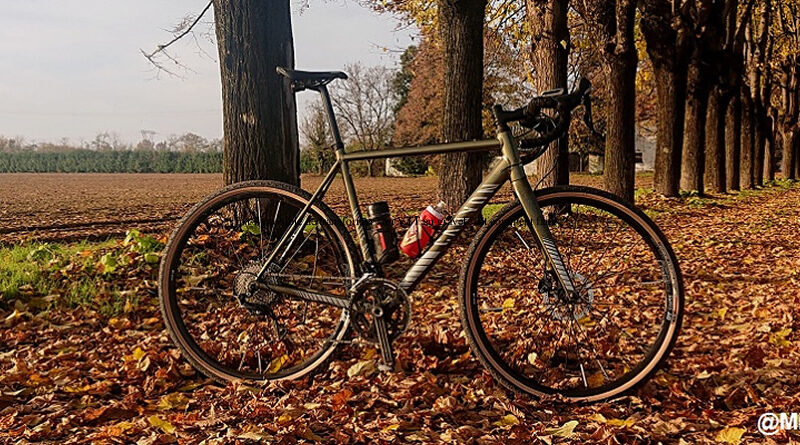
[2,174,800,444]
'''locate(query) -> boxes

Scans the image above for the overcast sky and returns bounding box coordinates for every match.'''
[0,1,414,144]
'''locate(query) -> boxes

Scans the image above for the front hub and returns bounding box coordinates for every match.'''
[538,270,595,321]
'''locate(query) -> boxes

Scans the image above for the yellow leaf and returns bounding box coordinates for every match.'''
[770,328,792,347]
[493,414,520,428]
[587,371,604,388]
[527,352,538,365]
[347,360,377,378]
[589,413,607,423]
[132,347,146,361]
[382,423,400,433]
[157,392,189,411]
[108,317,128,329]
[715,427,745,444]
[607,417,636,428]
[502,298,515,309]
[267,354,288,374]
[544,420,578,437]
[148,415,176,434]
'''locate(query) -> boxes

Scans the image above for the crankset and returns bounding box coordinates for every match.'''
[351,278,411,342]
[350,277,411,370]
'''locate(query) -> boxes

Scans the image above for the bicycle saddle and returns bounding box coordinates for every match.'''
[276,67,348,92]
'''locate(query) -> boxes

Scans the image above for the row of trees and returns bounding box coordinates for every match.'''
[640,0,800,197]
[0,133,222,173]
[0,150,222,173]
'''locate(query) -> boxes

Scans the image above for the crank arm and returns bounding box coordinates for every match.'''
[373,314,395,371]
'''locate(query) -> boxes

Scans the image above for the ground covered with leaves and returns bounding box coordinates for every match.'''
[1,178,799,444]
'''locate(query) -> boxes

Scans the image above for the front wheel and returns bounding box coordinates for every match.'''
[459,186,683,402]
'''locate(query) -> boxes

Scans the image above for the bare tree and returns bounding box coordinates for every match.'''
[331,63,397,176]
[300,104,335,175]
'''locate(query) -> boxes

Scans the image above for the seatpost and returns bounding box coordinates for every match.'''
[317,86,345,153]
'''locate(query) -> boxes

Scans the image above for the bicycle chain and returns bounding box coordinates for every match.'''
[264,271,356,285]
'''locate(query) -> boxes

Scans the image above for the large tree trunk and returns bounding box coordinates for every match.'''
[681,51,709,193]
[602,0,638,203]
[725,92,741,190]
[740,87,756,189]
[651,66,686,197]
[641,0,688,197]
[704,86,726,192]
[214,0,300,186]
[437,0,487,210]
[527,0,569,188]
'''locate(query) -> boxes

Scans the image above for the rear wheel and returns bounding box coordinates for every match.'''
[459,186,683,402]
[159,180,358,383]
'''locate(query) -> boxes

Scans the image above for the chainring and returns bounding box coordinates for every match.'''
[350,278,411,343]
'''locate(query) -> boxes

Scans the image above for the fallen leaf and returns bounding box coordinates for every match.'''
[544,420,578,438]
[147,415,176,434]
[347,360,377,378]
[715,427,745,444]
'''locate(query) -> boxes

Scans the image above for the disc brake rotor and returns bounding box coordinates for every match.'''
[539,271,595,321]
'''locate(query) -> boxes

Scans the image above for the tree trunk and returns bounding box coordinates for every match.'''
[527,0,570,188]
[602,0,638,203]
[681,52,709,193]
[753,107,766,186]
[214,0,300,186]
[437,0,487,210]
[704,86,726,192]
[740,88,755,189]
[650,66,686,197]
[725,92,741,190]
[781,127,796,180]
[641,0,688,197]
[795,130,800,178]
[764,114,775,181]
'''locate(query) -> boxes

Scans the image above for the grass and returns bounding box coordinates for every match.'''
[1,231,162,316]
[0,241,112,302]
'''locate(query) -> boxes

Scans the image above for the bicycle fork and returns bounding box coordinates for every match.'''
[499,131,577,296]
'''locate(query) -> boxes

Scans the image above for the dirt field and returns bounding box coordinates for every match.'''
[0,172,650,244]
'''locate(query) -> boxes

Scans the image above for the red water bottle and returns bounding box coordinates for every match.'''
[400,202,445,258]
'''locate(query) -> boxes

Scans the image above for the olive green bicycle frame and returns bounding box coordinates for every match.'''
[257,87,576,303]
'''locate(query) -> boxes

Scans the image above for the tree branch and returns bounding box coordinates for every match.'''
[141,0,214,77]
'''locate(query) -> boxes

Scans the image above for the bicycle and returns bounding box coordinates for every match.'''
[158,67,684,403]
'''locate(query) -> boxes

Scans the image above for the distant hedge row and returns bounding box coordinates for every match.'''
[0,150,223,173]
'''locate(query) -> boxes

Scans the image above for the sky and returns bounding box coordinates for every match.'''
[0,1,415,145]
